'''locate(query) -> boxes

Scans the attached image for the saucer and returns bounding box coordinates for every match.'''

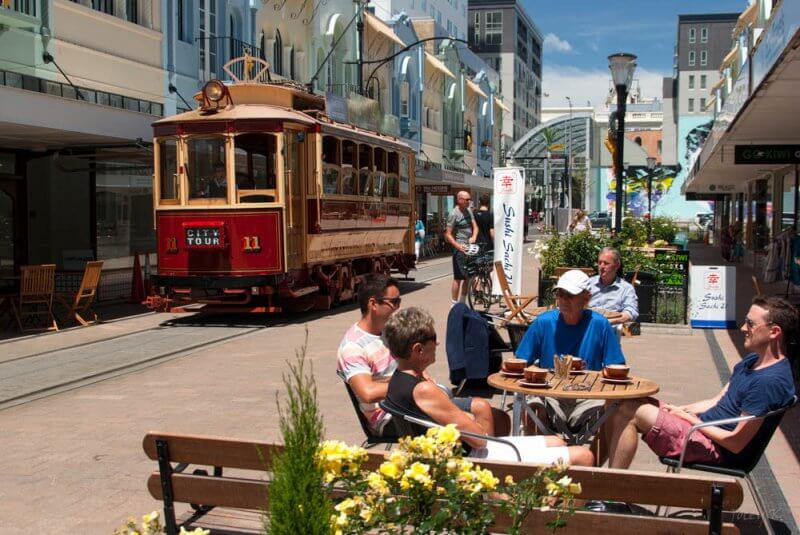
[601,377,633,384]
[518,380,551,388]
[570,369,587,375]
[500,370,524,377]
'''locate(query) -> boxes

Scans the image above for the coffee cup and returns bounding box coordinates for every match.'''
[570,357,585,371]
[524,366,548,383]
[503,358,527,373]
[604,364,630,380]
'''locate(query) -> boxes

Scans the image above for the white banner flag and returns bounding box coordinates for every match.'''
[492,167,526,295]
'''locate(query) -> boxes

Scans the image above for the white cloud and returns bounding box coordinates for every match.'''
[543,33,573,53]
[541,64,667,110]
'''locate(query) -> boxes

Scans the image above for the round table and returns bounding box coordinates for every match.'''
[488,371,660,440]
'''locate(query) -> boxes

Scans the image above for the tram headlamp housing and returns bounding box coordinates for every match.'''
[204,80,225,102]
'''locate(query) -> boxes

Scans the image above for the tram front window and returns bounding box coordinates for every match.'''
[186,136,228,201]
[234,133,278,203]
[157,138,179,202]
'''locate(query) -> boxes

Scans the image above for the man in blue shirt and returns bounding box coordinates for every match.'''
[515,269,626,434]
[605,297,797,468]
[588,247,638,325]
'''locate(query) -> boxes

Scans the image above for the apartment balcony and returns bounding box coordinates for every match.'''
[1,0,41,28]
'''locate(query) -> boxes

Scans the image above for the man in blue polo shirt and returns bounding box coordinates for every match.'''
[516,269,625,435]
[606,296,797,468]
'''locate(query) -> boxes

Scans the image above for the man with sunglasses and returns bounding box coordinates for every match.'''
[515,269,626,436]
[605,297,797,469]
[337,274,502,435]
[445,190,479,304]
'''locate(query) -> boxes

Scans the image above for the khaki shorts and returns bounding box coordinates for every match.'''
[529,397,605,435]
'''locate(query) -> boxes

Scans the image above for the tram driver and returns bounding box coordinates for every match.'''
[205,162,228,198]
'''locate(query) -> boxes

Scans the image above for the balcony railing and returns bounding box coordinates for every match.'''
[2,0,36,16]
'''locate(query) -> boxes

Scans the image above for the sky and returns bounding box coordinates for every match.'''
[526,0,749,110]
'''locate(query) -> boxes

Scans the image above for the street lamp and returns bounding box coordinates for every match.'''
[566,96,573,212]
[608,52,637,233]
[646,155,657,242]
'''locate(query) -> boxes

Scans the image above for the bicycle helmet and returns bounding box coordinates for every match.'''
[464,244,481,256]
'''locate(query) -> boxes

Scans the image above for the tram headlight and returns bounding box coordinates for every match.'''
[203,80,225,103]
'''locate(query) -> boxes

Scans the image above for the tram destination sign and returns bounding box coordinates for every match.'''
[183,222,226,248]
[734,145,800,165]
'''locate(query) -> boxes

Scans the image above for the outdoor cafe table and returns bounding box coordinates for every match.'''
[488,371,660,443]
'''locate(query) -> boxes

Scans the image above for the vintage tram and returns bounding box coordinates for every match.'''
[149,56,416,312]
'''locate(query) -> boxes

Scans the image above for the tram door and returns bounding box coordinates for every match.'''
[283,130,304,269]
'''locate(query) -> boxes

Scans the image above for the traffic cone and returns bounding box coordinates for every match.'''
[130,252,145,303]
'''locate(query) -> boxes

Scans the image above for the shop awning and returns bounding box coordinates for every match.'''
[364,12,405,48]
[720,48,738,70]
[424,52,455,79]
[734,1,758,35]
[493,97,511,113]
[704,95,716,112]
[465,79,487,99]
[711,76,726,91]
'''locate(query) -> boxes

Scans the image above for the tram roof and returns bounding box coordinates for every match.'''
[152,103,318,127]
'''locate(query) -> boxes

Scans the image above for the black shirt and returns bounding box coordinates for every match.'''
[474,209,494,249]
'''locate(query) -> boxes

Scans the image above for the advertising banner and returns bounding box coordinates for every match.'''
[492,167,525,295]
[690,266,736,329]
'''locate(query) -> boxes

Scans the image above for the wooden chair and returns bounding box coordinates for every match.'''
[56,260,103,326]
[11,264,58,332]
[493,261,542,324]
[752,275,764,296]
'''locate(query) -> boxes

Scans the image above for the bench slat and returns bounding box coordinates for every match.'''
[149,474,739,535]
[143,433,743,510]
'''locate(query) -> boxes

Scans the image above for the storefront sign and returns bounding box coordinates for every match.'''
[752,0,800,89]
[654,250,690,288]
[416,185,452,194]
[492,167,525,295]
[690,266,736,329]
[325,93,349,124]
[347,93,380,133]
[734,145,800,165]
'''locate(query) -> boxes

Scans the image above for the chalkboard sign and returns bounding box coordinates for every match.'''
[654,250,690,288]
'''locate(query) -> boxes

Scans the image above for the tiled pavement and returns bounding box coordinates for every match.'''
[0,248,797,533]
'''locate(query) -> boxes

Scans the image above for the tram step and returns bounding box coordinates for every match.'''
[279,285,320,298]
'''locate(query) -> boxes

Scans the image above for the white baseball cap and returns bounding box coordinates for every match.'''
[554,270,591,295]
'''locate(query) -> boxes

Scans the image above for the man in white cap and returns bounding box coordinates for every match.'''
[515,269,626,437]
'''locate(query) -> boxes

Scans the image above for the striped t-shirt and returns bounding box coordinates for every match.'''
[336,323,397,429]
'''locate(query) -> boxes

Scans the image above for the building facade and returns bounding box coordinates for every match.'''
[371,0,468,42]
[658,12,739,221]
[467,0,542,152]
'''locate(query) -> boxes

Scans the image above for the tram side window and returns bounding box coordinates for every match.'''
[234,133,278,203]
[373,147,387,197]
[358,144,372,195]
[186,136,228,200]
[322,135,340,194]
[387,151,400,198]
[341,140,357,195]
[399,155,410,199]
[158,138,179,202]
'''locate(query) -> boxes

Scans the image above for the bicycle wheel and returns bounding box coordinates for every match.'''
[467,273,494,312]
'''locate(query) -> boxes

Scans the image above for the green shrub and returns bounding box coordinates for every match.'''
[650,216,678,244]
[266,330,333,535]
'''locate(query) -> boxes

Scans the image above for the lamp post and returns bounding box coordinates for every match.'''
[608,52,637,233]
[646,156,657,243]
[566,96,573,212]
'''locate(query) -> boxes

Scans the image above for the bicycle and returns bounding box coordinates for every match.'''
[464,249,500,312]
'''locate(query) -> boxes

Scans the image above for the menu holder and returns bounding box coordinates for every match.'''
[553,355,573,380]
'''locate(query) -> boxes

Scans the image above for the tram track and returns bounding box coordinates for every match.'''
[0,259,453,411]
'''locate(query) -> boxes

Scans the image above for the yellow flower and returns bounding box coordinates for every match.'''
[359,506,374,523]
[557,476,573,487]
[379,460,401,479]
[475,467,499,491]
[404,461,432,487]
[367,472,389,495]
[569,482,582,495]
[178,529,210,535]
[141,511,159,524]
[504,475,515,485]
[435,424,461,445]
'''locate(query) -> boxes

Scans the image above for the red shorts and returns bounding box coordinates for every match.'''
[642,401,722,464]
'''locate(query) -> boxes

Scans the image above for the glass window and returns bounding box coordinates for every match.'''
[387,152,399,198]
[688,27,696,43]
[688,51,695,67]
[158,139,179,201]
[233,133,278,203]
[700,50,707,66]
[373,147,387,197]
[185,136,228,200]
[485,12,502,45]
[399,155,409,199]
[700,74,707,89]
[781,172,797,230]
[341,140,357,195]
[322,135,340,194]
[688,98,695,112]
[700,98,706,110]
[688,75,694,89]
[701,27,708,43]
[358,144,372,195]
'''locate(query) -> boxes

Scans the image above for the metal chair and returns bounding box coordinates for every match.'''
[342,379,400,450]
[11,264,58,332]
[379,399,522,461]
[659,396,798,535]
[56,260,103,326]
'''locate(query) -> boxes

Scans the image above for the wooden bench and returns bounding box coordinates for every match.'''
[143,432,744,534]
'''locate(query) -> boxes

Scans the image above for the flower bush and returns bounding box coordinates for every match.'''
[113,511,209,535]
[318,425,580,534]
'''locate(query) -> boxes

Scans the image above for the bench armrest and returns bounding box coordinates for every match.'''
[403,414,522,462]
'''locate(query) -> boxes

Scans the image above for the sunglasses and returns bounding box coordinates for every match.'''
[376,296,402,307]
[743,318,773,329]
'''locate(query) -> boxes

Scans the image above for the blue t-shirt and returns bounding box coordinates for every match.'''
[700,353,795,431]
[514,309,625,370]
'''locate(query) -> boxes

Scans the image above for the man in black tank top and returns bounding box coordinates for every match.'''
[473,193,494,253]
